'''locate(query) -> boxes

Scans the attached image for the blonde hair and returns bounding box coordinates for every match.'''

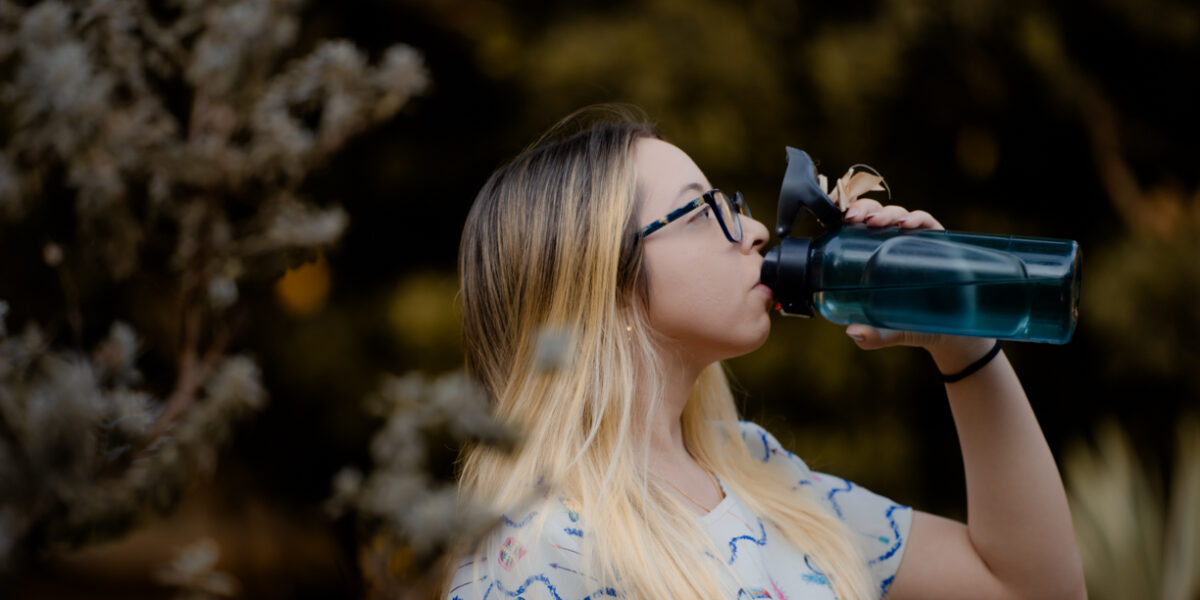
[454,105,873,599]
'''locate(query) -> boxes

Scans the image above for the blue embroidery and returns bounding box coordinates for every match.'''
[563,527,583,538]
[739,422,772,462]
[801,555,831,587]
[449,573,488,597]
[869,504,908,565]
[547,562,616,596]
[491,573,618,600]
[560,498,581,522]
[727,519,768,564]
[882,574,895,594]
[737,588,773,599]
[501,511,537,528]
[549,562,579,575]
[826,478,853,519]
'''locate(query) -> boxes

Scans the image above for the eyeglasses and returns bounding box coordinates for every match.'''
[639,189,752,243]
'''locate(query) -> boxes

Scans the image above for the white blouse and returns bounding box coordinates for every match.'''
[447,421,912,599]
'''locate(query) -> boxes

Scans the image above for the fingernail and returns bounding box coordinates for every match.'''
[865,212,879,220]
[847,332,865,342]
[845,208,860,219]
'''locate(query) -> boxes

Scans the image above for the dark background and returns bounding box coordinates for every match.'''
[7,0,1198,597]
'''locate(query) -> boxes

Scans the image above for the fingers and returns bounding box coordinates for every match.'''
[842,200,906,226]
[843,201,945,231]
[863,205,909,227]
[843,199,883,222]
[896,210,945,231]
[846,324,945,350]
[846,325,905,350]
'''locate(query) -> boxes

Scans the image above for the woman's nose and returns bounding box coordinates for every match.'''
[740,215,770,253]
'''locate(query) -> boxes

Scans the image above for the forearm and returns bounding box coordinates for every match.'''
[929,339,1085,598]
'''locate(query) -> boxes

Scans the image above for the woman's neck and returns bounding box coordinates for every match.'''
[640,350,726,512]
[643,348,705,469]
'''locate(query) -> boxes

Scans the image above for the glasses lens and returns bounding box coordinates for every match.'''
[715,191,742,242]
[734,191,751,218]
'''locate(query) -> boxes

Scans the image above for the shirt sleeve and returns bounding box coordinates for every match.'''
[738,420,913,598]
[446,496,612,600]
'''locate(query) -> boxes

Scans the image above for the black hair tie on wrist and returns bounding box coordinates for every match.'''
[940,340,1003,383]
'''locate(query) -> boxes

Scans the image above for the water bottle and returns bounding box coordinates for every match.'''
[759,148,1081,344]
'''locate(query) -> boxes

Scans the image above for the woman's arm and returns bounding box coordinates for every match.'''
[890,338,1085,599]
[840,200,1086,599]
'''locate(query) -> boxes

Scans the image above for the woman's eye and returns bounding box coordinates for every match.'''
[691,207,712,223]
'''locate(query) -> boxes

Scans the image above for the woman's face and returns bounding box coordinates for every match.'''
[634,137,774,366]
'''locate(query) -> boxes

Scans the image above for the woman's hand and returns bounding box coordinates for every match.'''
[841,199,1084,600]
[840,198,997,370]
[841,197,943,232]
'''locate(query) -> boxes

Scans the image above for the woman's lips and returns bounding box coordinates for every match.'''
[752,283,774,302]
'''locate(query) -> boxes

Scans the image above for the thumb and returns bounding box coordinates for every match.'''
[846,324,945,350]
[845,324,907,350]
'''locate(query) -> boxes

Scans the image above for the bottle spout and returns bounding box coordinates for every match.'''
[760,247,779,291]
[761,237,814,317]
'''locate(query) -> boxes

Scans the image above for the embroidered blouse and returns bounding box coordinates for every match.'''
[447,421,912,599]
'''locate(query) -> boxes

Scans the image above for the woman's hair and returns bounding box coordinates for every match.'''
[454,105,873,599]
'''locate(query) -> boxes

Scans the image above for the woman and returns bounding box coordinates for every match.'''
[446,106,1085,599]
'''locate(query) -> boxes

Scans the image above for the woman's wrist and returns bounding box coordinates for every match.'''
[927,336,1001,378]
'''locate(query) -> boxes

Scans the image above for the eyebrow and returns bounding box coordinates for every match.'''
[673,182,707,208]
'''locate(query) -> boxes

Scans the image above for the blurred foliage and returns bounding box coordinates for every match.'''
[0,0,1197,596]
[1065,416,1200,600]
[1087,235,1200,391]
[326,370,517,600]
[0,0,428,589]
[153,538,241,600]
[0,309,266,566]
[385,272,462,367]
[275,254,333,318]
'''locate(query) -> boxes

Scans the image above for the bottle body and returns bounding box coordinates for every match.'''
[809,225,1080,343]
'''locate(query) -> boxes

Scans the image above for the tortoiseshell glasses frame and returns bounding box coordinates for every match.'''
[639,189,751,243]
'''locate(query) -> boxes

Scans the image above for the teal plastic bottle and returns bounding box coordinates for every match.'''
[760,148,1081,344]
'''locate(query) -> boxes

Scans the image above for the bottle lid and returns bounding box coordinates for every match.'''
[776,147,843,237]
[760,237,814,317]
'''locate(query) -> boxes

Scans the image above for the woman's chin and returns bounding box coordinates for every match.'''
[724,317,772,359]
[748,320,772,353]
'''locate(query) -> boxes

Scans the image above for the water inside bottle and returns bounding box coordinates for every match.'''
[816,278,1074,342]
[813,234,1077,343]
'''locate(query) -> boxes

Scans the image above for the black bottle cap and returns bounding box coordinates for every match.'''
[776,147,843,237]
[760,237,814,317]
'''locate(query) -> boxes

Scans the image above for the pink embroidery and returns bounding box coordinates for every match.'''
[497,536,526,571]
[769,577,790,600]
